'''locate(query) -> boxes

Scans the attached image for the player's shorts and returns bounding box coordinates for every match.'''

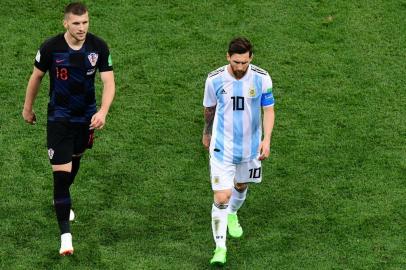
[210,157,262,191]
[47,121,94,165]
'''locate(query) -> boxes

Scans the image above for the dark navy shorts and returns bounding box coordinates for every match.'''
[47,122,94,165]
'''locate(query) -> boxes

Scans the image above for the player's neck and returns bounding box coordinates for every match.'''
[64,32,85,50]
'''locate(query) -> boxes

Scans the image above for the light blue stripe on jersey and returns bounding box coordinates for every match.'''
[213,76,224,162]
[251,74,262,159]
[233,81,244,164]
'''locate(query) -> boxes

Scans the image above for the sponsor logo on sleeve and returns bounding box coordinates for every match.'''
[108,54,113,66]
[266,87,273,93]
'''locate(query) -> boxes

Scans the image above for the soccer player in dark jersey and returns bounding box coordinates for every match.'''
[22,2,115,256]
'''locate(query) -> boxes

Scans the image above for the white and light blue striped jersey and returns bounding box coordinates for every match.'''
[203,64,274,164]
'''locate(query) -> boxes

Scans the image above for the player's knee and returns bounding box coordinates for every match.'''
[235,183,248,192]
[214,192,231,205]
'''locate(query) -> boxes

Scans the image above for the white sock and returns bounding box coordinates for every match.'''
[229,187,247,214]
[60,233,73,253]
[211,202,228,249]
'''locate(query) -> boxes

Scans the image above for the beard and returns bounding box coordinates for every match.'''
[232,68,248,79]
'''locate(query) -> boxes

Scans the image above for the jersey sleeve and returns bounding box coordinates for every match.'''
[98,40,113,72]
[34,41,52,72]
[261,74,275,107]
[203,77,217,107]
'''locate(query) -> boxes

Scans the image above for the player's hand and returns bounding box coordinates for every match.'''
[90,110,106,130]
[202,134,211,150]
[22,108,37,124]
[258,138,271,160]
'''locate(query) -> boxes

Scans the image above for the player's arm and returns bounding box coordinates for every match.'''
[22,66,45,124]
[202,106,216,150]
[259,106,275,160]
[90,71,115,130]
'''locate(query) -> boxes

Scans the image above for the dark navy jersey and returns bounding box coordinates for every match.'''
[34,33,113,124]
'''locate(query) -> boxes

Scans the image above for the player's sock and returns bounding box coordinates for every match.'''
[59,232,74,256]
[69,156,82,186]
[53,171,72,234]
[212,202,228,249]
[68,156,81,217]
[229,186,248,214]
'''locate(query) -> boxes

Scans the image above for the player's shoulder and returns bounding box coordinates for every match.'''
[250,64,269,76]
[40,33,65,50]
[86,32,109,48]
[207,66,226,80]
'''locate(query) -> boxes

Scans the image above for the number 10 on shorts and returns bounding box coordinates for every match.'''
[249,167,261,179]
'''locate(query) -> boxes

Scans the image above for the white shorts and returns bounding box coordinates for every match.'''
[210,157,262,191]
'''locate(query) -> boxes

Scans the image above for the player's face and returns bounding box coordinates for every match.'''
[227,52,252,79]
[63,12,89,42]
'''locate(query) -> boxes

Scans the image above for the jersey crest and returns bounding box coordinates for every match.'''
[249,85,256,97]
[88,53,98,67]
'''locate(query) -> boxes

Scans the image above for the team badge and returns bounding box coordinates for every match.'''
[213,176,219,184]
[88,53,98,67]
[48,148,55,160]
[249,86,256,97]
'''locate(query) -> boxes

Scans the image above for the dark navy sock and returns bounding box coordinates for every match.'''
[69,156,82,186]
[53,171,71,234]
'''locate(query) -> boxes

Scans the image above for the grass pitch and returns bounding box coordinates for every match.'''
[0,1,405,269]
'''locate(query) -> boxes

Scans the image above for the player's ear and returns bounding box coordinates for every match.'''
[226,53,231,62]
[63,19,68,29]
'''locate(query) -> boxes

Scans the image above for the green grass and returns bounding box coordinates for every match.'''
[1,0,405,269]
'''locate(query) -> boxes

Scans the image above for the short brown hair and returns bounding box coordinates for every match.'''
[228,37,253,57]
[64,2,88,17]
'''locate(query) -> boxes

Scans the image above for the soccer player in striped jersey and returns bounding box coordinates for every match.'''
[202,37,275,266]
